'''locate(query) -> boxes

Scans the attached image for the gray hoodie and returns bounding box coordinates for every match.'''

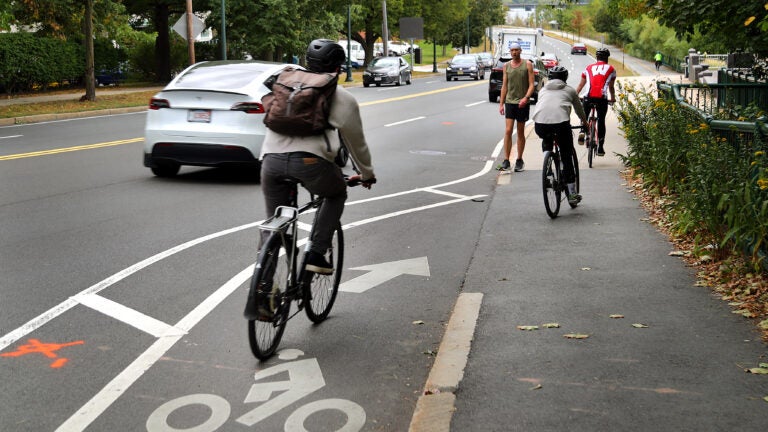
[532,79,587,125]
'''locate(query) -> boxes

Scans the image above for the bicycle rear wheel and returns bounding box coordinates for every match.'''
[588,118,598,168]
[569,151,580,209]
[303,225,343,323]
[246,233,291,360]
[542,151,561,218]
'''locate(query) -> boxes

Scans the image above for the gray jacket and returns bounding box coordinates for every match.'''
[260,85,375,181]
[532,79,587,125]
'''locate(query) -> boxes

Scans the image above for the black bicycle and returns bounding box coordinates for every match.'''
[585,102,599,168]
[542,125,582,218]
[243,176,367,360]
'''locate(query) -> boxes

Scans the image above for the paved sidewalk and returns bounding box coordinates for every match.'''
[413,57,767,431]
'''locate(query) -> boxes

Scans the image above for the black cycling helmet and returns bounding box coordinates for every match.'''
[306,39,346,72]
[596,47,611,61]
[548,66,568,81]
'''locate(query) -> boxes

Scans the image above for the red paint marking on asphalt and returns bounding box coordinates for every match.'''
[1,338,84,368]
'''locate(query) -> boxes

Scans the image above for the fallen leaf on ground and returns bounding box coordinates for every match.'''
[530,384,543,390]
[564,333,590,339]
[669,251,686,256]
[747,367,768,374]
[632,323,649,328]
[760,363,768,368]
[517,325,539,331]
[581,267,592,271]
[609,314,625,319]
[412,320,425,325]
[542,323,560,328]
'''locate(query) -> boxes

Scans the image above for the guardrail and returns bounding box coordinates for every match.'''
[656,81,768,144]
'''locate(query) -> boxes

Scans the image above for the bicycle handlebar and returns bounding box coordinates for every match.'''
[345,175,377,187]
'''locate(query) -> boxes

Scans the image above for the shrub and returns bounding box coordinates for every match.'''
[615,80,768,270]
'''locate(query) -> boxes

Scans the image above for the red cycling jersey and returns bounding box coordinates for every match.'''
[581,61,616,99]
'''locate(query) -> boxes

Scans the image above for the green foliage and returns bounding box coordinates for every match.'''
[647,0,768,56]
[614,81,768,270]
[0,33,83,93]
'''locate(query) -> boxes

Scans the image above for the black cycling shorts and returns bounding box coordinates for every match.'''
[504,103,530,122]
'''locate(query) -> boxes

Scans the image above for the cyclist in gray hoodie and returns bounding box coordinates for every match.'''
[532,66,587,204]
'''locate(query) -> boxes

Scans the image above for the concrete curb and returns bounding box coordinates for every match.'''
[0,106,147,126]
[409,292,483,432]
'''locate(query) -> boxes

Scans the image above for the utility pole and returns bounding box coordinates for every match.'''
[186,0,195,65]
[220,0,227,60]
[382,0,388,56]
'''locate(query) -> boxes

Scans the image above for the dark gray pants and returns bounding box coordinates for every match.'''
[260,152,347,254]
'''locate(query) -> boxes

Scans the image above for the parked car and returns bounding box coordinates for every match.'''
[446,54,484,81]
[95,69,125,86]
[540,53,559,69]
[143,60,295,177]
[362,56,412,87]
[571,43,587,55]
[487,55,546,103]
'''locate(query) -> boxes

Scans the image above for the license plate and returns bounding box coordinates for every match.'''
[457,70,463,75]
[374,77,382,81]
[188,110,211,123]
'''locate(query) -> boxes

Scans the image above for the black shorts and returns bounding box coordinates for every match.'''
[505,103,530,122]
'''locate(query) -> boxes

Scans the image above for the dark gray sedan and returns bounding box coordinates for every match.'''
[363,56,412,87]
[446,54,484,81]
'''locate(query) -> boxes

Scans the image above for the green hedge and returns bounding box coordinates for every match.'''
[0,33,84,93]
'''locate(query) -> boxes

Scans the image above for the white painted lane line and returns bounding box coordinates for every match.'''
[0,135,22,140]
[385,116,425,127]
[0,220,263,352]
[423,188,473,199]
[74,293,185,337]
[55,265,253,432]
[465,101,485,107]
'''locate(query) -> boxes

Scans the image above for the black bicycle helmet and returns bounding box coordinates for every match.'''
[548,66,568,81]
[306,39,346,72]
[596,47,611,61]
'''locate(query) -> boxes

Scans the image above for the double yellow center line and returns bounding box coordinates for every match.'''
[2,80,486,161]
[0,138,144,161]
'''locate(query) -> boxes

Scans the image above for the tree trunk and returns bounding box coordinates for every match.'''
[83,0,96,101]
[155,4,172,83]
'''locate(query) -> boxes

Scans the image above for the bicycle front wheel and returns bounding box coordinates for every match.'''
[247,233,291,360]
[569,151,580,209]
[542,151,561,218]
[303,224,343,323]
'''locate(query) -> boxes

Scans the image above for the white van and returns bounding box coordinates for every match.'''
[338,40,365,63]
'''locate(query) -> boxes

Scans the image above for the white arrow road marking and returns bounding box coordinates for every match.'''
[340,256,430,293]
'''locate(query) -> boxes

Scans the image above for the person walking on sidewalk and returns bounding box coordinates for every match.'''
[576,47,616,157]
[532,66,588,205]
[498,42,535,172]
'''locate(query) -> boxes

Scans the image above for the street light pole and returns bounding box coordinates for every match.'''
[346,3,353,82]
[220,0,227,60]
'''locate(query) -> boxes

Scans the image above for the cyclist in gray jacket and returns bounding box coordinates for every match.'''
[260,39,376,275]
[532,66,587,204]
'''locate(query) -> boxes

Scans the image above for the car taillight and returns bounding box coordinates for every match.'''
[231,102,265,114]
[491,67,503,73]
[149,98,170,110]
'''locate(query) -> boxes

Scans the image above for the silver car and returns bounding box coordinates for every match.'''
[143,60,294,177]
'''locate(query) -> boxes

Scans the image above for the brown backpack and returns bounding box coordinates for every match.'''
[262,67,338,136]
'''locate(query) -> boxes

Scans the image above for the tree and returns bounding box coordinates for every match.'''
[647,0,768,55]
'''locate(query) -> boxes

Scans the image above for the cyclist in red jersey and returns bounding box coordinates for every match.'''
[576,47,616,156]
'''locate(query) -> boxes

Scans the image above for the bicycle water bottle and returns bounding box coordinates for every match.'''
[578,131,585,145]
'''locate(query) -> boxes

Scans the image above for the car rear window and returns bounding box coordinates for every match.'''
[173,62,276,90]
